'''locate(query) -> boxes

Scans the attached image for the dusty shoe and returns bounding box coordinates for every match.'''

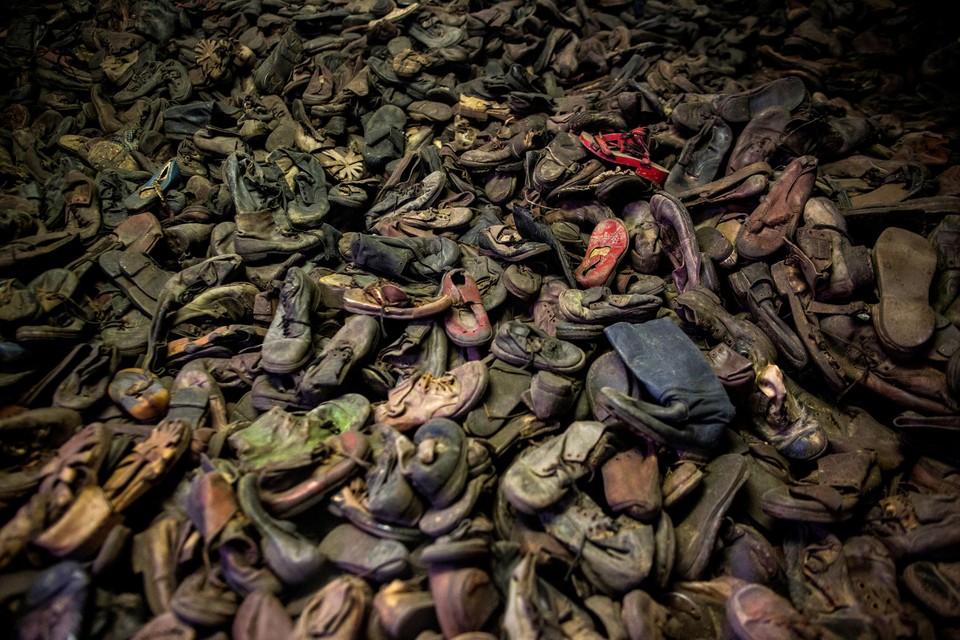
[726,106,791,175]
[541,491,655,595]
[748,365,828,461]
[664,116,733,195]
[318,523,409,582]
[503,553,602,639]
[15,561,90,640]
[598,318,736,456]
[602,447,662,522]
[441,268,493,347]
[673,453,750,580]
[349,233,461,283]
[364,424,425,527]
[342,281,453,320]
[727,583,837,640]
[374,360,489,432]
[102,418,191,513]
[501,420,616,514]
[674,284,778,367]
[793,196,875,301]
[463,359,533,437]
[233,591,293,640]
[523,370,581,421]
[297,315,379,403]
[290,574,372,640]
[714,76,808,123]
[0,423,110,569]
[903,560,960,621]
[872,226,937,357]
[558,286,661,326]
[491,320,586,374]
[108,368,169,421]
[729,261,808,370]
[762,450,880,523]
[398,417,470,510]
[237,473,324,586]
[650,191,707,295]
[259,430,371,517]
[261,267,319,374]
[735,155,818,261]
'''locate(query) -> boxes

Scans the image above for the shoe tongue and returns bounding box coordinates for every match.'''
[379,284,410,305]
[580,287,606,307]
[280,287,300,314]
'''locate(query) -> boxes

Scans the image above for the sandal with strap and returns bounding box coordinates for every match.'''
[579,127,670,185]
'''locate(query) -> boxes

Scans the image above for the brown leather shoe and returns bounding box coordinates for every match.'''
[736,155,818,261]
[602,447,662,522]
[103,418,191,512]
[0,423,110,570]
[726,106,791,174]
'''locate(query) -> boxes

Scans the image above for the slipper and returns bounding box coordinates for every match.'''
[575,218,629,289]
[872,226,937,356]
[122,159,181,212]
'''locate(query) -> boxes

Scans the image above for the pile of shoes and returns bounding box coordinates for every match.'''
[1,0,960,637]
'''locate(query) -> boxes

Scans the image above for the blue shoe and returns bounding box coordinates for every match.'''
[123,159,180,211]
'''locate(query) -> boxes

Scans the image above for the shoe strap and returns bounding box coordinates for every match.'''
[579,129,668,184]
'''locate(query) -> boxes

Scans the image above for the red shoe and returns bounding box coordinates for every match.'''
[575,218,629,288]
[441,269,493,347]
[579,128,670,185]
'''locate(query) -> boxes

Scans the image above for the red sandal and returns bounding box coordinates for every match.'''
[579,128,670,185]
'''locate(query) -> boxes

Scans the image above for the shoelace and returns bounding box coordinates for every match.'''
[278,289,312,337]
[419,373,455,394]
